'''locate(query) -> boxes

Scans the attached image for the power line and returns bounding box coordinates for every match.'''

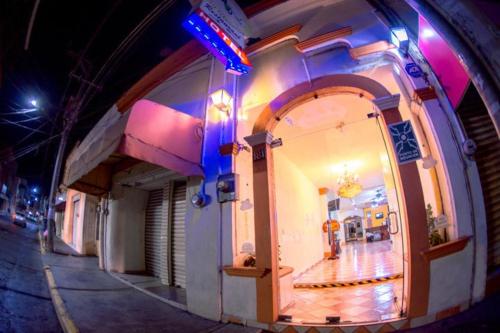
[0,116,41,124]
[14,121,53,147]
[1,107,38,115]
[59,0,124,108]
[0,133,60,162]
[0,117,47,133]
[44,0,176,252]
[76,0,175,116]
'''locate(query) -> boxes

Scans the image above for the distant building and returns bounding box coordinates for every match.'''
[0,146,17,215]
[14,178,28,211]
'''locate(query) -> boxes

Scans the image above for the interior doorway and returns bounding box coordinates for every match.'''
[272,94,406,324]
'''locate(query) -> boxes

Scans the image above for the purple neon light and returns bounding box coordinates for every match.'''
[182,11,251,75]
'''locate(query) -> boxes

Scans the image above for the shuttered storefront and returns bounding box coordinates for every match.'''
[457,86,500,272]
[145,180,187,288]
[171,182,187,288]
[145,188,168,281]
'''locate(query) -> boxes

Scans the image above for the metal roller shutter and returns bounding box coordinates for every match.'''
[145,188,166,279]
[457,86,500,271]
[171,182,187,288]
[160,183,171,285]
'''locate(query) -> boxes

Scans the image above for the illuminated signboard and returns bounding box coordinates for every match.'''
[183,8,252,75]
[199,0,250,48]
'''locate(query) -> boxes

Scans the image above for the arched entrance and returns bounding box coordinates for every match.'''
[244,74,429,324]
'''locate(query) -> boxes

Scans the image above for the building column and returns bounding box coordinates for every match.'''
[373,94,430,317]
[244,131,279,323]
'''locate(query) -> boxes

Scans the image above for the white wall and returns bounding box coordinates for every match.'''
[185,177,223,321]
[274,150,323,277]
[428,242,473,313]
[106,185,148,273]
[234,143,256,256]
[222,274,257,321]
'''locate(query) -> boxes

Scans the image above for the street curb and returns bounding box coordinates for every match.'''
[38,231,79,333]
[43,266,79,333]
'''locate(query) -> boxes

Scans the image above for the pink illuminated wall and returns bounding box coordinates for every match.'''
[418,15,470,108]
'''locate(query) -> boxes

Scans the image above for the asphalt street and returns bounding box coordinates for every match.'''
[0,216,61,333]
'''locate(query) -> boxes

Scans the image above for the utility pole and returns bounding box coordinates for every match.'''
[44,0,167,251]
[45,98,79,252]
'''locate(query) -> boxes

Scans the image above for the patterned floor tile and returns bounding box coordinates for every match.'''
[340,305,368,316]
[281,279,403,324]
[315,298,341,306]
[310,307,340,319]
[281,239,406,324]
[295,240,403,285]
[344,297,372,305]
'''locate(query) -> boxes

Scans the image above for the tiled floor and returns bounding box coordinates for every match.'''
[295,240,403,284]
[282,279,404,324]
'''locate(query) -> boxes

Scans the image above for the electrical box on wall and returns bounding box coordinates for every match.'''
[217,173,239,203]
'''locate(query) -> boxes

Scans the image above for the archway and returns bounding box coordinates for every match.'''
[244,74,429,323]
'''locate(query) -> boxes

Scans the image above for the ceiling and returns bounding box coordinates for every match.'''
[273,94,390,204]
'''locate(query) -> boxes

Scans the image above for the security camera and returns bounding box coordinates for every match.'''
[462,138,477,157]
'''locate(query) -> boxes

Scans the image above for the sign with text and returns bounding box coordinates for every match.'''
[199,0,250,48]
[388,120,422,165]
[252,146,266,161]
[405,63,423,78]
[183,0,252,75]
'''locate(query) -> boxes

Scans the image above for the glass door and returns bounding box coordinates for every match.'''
[375,116,407,317]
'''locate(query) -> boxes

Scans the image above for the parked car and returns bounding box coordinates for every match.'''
[26,212,37,223]
[12,211,27,228]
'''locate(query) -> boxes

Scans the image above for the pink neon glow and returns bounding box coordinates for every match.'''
[119,99,204,176]
[418,15,469,108]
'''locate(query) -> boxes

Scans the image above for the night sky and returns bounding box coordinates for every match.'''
[0,0,215,194]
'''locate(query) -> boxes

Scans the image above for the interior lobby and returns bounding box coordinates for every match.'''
[271,93,408,324]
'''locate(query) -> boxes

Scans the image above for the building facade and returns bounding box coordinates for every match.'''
[61,189,98,255]
[0,148,17,216]
[62,0,499,331]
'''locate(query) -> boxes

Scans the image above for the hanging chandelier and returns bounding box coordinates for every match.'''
[337,166,362,198]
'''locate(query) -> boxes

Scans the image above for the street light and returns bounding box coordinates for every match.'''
[30,98,38,108]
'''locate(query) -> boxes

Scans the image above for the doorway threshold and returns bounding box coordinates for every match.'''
[273,315,409,332]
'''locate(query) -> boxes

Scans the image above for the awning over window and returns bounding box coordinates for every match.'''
[63,99,203,196]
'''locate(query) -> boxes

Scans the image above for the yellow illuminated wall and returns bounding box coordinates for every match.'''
[364,204,389,228]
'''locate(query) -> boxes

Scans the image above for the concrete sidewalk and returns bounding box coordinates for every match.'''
[41,248,260,333]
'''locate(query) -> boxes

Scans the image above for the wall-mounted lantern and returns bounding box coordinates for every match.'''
[210,89,233,116]
[390,27,409,56]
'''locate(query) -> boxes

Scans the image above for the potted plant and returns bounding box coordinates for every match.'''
[426,204,444,247]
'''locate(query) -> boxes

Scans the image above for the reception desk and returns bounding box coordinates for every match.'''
[365,225,390,241]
